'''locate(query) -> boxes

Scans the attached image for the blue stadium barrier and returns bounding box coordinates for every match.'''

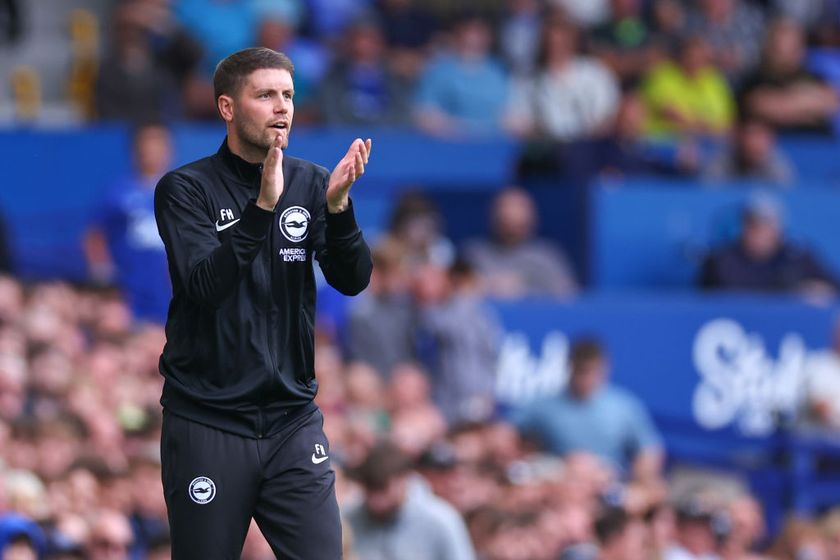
[590,180,840,290]
[0,126,518,280]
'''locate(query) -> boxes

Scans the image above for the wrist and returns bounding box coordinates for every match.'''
[327,197,349,214]
[256,197,277,211]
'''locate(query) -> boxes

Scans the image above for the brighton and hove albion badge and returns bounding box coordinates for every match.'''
[188,476,216,504]
[280,206,310,243]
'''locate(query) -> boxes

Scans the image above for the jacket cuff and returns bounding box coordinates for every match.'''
[325,199,360,237]
[239,200,275,239]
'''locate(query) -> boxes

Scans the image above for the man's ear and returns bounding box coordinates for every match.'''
[217,95,234,123]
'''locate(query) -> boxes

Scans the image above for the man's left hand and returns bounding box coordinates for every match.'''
[327,138,372,213]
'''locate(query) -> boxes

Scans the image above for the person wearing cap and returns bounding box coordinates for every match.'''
[699,195,839,295]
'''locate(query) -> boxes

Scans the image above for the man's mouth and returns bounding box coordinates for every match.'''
[269,122,288,131]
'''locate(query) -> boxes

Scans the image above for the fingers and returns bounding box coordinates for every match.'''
[264,135,283,169]
[354,151,365,177]
[364,138,372,164]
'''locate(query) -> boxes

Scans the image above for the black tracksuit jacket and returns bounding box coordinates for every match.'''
[154,139,372,437]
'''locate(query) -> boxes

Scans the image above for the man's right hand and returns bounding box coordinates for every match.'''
[257,135,284,211]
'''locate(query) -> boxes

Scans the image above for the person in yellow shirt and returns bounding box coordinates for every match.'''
[641,34,736,139]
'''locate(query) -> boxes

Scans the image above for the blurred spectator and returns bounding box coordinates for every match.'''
[84,123,172,324]
[385,191,454,269]
[640,35,736,139]
[0,0,21,45]
[374,0,439,78]
[507,14,620,141]
[413,259,502,425]
[595,507,649,560]
[256,14,329,112]
[590,0,660,87]
[802,317,840,429]
[498,0,543,76]
[552,0,610,28]
[305,0,370,39]
[0,513,44,559]
[767,517,828,560]
[699,195,840,295]
[739,18,839,135]
[663,493,724,560]
[345,440,476,560]
[770,0,839,41]
[386,363,447,458]
[463,187,578,298]
[703,116,795,185]
[513,337,664,481]
[684,0,765,84]
[117,0,206,119]
[821,509,840,560]
[172,0,260,78]
[719,494,767,560]
[558,91,701,182]
[0,209,12,274]
[86,510,133,560]
[648,0,688,51]
[346,240,415,377]
[95,1,182,123]
[317,16,413,125]
[414,14,510,136]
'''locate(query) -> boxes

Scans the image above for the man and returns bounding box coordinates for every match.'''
[699,195,839,295]
[85,123,173,324]
[463,187,578,298]
[514,337,663,482]
[154,47,372,559]
[344,441,476,560]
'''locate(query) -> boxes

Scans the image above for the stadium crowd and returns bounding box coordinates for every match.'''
[5,0,840,558]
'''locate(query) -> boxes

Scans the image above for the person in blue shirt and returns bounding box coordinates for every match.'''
[514,337,664,483]
[84,123,173,324]
[413,13,510,136]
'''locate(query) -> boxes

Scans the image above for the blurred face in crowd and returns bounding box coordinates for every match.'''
[347,22,385,64]
[133,125,172,180]
[615,94,645,139]
[726,495,765,552]
[700,0,734,21]
[541,18,578,66]
[677,517,717,555]
[611,0,641,19]
[680,37,712,75]
[455,19,492,59]
[569,357,607,399]
[741,214,781,260]
[3,538,37,560]
[363,475,408,522]
[737,120,775,168]
[766,20,805,74]
[492,188,537,246]
[602,518,648,560]
[88,511,133,560]
[220,68,295,159]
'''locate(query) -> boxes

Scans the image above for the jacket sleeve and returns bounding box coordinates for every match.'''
[311,173,372,296]
[154,171,275,307]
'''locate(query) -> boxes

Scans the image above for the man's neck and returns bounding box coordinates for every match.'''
[227,134,265,164]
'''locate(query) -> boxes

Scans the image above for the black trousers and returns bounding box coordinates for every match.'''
[160,406,341,559]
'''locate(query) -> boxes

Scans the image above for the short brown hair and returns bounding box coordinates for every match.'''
[570,337,605,369]
[213,47,295,101]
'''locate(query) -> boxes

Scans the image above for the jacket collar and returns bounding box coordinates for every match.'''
[217,137,263,183]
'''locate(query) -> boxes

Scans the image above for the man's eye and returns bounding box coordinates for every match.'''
[259,93,271,99]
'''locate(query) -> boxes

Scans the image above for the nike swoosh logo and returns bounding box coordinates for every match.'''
[215,219,240,232]
[311,454,329,464]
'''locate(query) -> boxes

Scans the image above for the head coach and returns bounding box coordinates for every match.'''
[153,47,373,559]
